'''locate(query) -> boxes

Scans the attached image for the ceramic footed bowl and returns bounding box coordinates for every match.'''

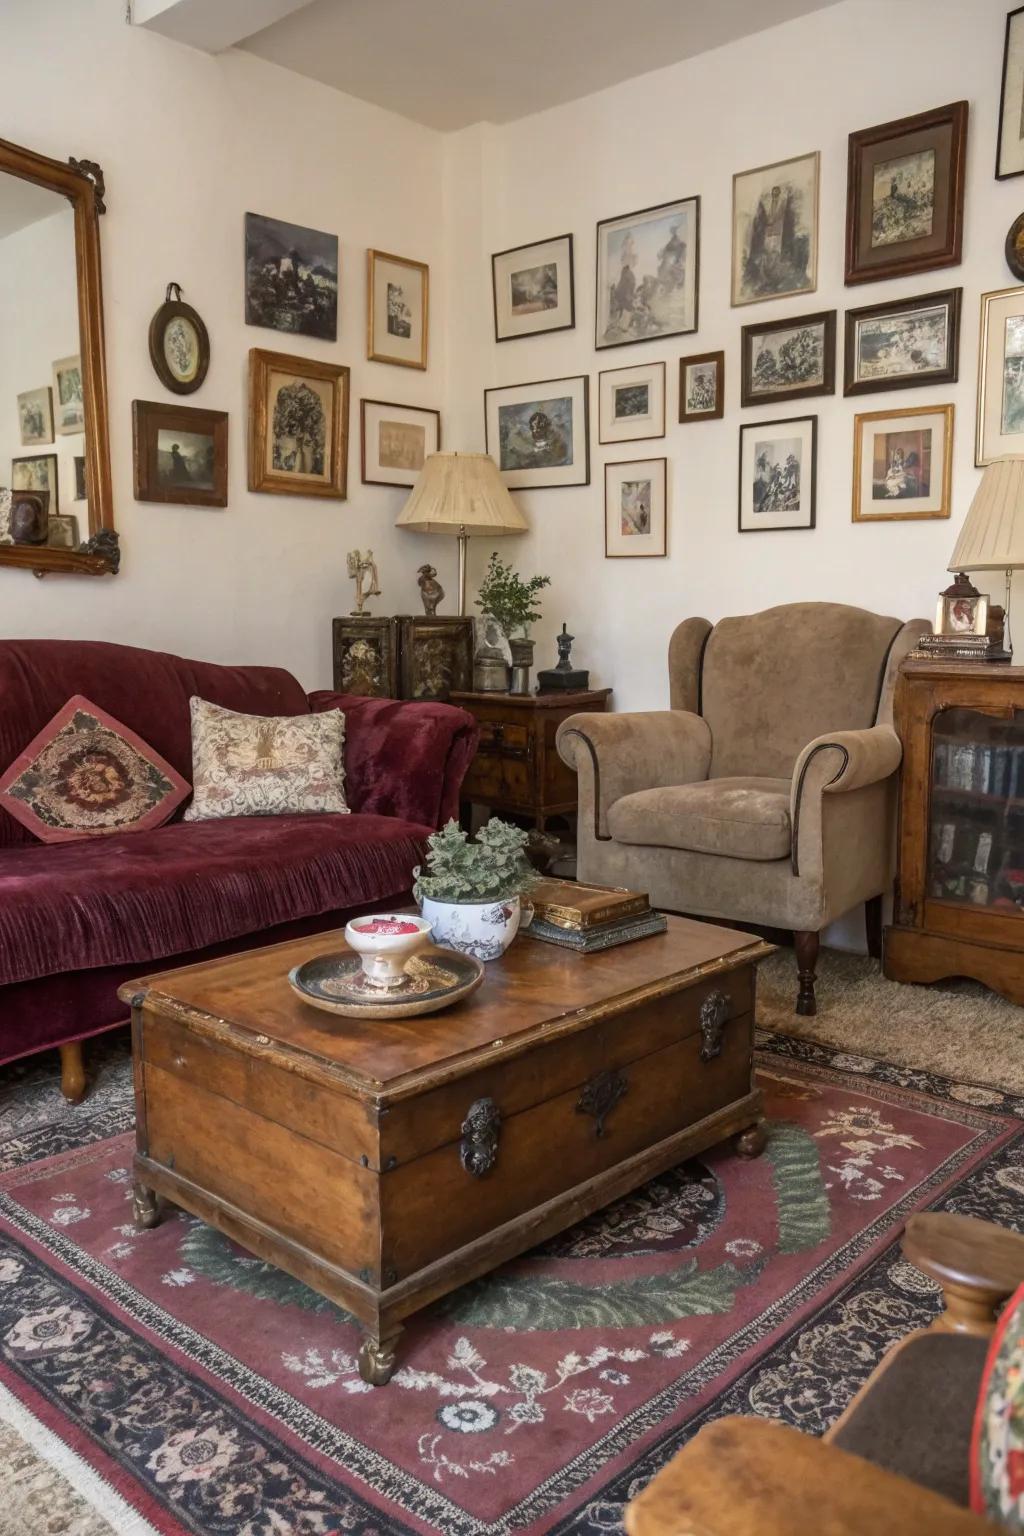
[344,912,433,989]
[419,894,527,962]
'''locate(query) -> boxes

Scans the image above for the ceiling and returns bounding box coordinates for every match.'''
[0,174,68,242]
[237,0,843,131]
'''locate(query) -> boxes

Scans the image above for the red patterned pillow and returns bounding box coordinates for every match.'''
[0,694,190,844]
[971,1279,1024,1527]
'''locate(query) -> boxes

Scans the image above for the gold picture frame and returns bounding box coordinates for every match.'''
[367,249,428,370]
[976,285,1024,466]
[248,348,349,499]
[852,403,953,522]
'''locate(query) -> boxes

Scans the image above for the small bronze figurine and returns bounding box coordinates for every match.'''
[417,564,444,616]
[347,549,381,616]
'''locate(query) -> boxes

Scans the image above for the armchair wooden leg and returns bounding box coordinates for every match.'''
[865,894,883,960]
[793,930,819,1016]
[58,1041,86,1104]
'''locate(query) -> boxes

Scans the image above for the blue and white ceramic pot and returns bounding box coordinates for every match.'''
[419,894,525,962]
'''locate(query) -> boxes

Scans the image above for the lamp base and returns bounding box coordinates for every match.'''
[457,529,468,617]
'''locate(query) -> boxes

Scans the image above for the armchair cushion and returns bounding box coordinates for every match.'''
[607,776,791,861]
[556,710,712,838]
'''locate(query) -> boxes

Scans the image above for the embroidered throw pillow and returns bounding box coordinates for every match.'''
[184,697,349,821]
[0,694,190,844]
[971,1279,1024,1528]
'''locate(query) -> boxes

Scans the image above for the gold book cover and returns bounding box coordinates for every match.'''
[529,878,650,932]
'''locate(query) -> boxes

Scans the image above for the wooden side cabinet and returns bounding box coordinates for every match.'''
[451,689,612,832]
[884,659,1024,1005]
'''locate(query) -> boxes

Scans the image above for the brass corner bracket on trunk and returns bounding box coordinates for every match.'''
[699,990,730,1061]
[576,1068,628,1138]
[460,1097,500,1177]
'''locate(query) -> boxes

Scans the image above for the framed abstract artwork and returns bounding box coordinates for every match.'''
[740,311,835,407]
[852,404,953,522]
[595,196,699,349]
[738,416,817,533]
[244,213,338,342]
[132,399,228,508]
[997,7,1024,178]
[604,457,667,558]
[597,361,665,443]
[492,234,574,342]
[360,399,440,488]
[248,348,349,499]
[484,374,589,489]
[367,249,428,370]
[679,351,724,422]
[977,285,1024,465]
[845,102,968,285]
[731,151,819,307]
[844,288,961,396]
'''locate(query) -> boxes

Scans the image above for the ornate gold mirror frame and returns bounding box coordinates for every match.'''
[0,137,118,576]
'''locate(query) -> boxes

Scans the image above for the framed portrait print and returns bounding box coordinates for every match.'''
[12,453,58,512]
[738,416,816,532]
[367,249,428,370]
[844,288,961,396]
[977,286,1024,464]
[595,196,699,349]
[604,457,667,558]
[360,399,440,488]
[48,513,79,549]
[245,213,338,342]
[484,374,589,490]
[248,348,349,499]
[845,102,968,285]
[17,387,53,446]
[998,7,1024,178]
[132,400,228,508]
[740,310,835,407]
[852,404,953,522]
[679,351,724,422]
[52,354,84,435]
[731,151,819,307]
[492,234,574,342]
[598,361,665,444]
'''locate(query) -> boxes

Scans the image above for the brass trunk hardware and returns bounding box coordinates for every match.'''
[700,990,730,1061]
[576,1068,628,1138]
[460,1096,500,1176]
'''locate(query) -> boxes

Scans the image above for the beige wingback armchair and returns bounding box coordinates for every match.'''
[556,603,928,1014]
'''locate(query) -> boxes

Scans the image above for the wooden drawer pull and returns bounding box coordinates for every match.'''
[576,1068,628,1138]
[699,991,730,1061]
[460,1097,500,1177]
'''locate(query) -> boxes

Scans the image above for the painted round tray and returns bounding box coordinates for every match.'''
[288,948,484,1020]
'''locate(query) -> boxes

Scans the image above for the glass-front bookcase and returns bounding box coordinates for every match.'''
[928,706,1024,914]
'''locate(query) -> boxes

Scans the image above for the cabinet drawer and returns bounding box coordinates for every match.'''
[476,720,532,757]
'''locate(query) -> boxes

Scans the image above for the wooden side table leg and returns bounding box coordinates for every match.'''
[358,1323,404,1386]
[931,1283,1004,1338]
[58,1041,86,1104]
[132,1181,161,1231]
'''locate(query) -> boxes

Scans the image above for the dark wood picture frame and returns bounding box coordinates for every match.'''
[595,196,700,350]
[679,350,725,421]
[248,348,349,499]
[483,373,590,490]
[492,233,575,343]
[845,101,968,285]
[132,400,228,508]
[11,453,58,513]
[997,7,1024,179]
[844,288,961,396]
[360,398,440,487]
[737,415,818,533]
[740,310,835,407]
[148,282,210,395]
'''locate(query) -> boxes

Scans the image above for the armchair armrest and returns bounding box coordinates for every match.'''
[624,1417,994,1536]
[308,691,478,830]
[903,1212,1024,1336]
[556,710,711,838]
[791,725,903,878]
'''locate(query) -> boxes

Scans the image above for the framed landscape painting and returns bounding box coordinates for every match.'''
[492,234,574,342]
[844,288,961,395]
[604,457,667,558]
[367,249,428,370]
[595,196,699,349]
[679,351,724,422]
[740,311,835,407]
[731,151,819,307]
[132,400,228,508]
[845,102,968,284]
[248,348,349,499]
[852,403,953,521]
[598,361,665,444]
[484,375,589,489]
[738,416,816,532]
[360,399,440,488]
[977,285,1024,465]
[244,213,338,341]
[997,7,1024,178]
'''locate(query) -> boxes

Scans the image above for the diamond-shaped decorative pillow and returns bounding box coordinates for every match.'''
[183,697,349,821]
[971,1279,1024,1528]
[0,694,191,844]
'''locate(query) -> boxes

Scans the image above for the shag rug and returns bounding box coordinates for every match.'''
[0,1032,1022,1536]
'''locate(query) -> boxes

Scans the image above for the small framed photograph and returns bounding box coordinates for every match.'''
[845,102,968,285]
[738,416,816,532]
[852,404,953,522]
[977,285,1024,465]
[484,374,589,489]
[249,349,348,498]
[740,311,835,407]
[998,8,1024,178]
[595,196,699,349]
[936,590,989,637]
[12,453,59,511]
[47,512,79,549]
[679,351,724,422]
[604,457,667,558]
[18,387,53,446]
[492,233,574,342]
[844,288,961,396]
[149,283,210,394]
[598,361,665,443]
[360,399,440,487]
[52,355,84,435]
[73,454,87,503]
[367,249,428,370]
[731,151,819,307]
[245,213,338,341]
[133,399,228,508]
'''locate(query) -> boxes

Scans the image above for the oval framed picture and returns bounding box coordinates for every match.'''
[1006,213,1024,282]
[148,283,210,394]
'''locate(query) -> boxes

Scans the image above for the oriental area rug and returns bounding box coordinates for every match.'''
[0,1031,1022,1536]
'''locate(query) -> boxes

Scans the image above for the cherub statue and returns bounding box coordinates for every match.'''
[417,563,444,616]
[347,548,381,616]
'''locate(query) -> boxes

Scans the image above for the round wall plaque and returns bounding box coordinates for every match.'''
[148,282,210,394]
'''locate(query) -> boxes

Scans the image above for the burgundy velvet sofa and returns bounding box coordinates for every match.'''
[0,639,477,1101]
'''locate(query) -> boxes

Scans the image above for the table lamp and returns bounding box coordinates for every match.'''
[396,452,527,615]
[947,454,1024,658]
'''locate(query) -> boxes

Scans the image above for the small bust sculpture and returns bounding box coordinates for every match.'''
[417,563,444,616]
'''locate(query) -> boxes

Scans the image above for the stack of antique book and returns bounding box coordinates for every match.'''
[525,879,667,952]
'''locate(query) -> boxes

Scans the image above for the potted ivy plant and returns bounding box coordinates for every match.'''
[413,818,538,960]
[475,552,551,693]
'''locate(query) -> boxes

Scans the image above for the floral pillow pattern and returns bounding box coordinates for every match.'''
[0,695,190,843]
[184,697,348,821]
[971,1280,1024,1528]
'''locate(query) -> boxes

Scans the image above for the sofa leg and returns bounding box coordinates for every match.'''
[793,930,819,1016]
[59,1041,86,1104]
[865,894,883,960]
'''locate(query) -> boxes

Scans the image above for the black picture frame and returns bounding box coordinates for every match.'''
[997,6,1024,179]
[738,415,817,533]
[491,233,575,343]
[843,288,962,396]
[483,374,590,490]
[679,351,725,422]
[594,196,700,350]
[740,310,836,407]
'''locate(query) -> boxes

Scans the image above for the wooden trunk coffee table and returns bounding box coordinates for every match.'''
[121,917,772,1385]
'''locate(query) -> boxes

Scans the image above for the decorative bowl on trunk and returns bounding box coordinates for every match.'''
[344,913,433,989]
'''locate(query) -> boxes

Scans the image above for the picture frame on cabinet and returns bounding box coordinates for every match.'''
[367,249,428,370]
[844,288,961,395]
[738,415,816,532]
[47,513,79,549]
[248,348,349,498]
[484,373,589,489]
[133,399,228,508]
[740,310,835,407]
[604,456,667,558]
[679,350,724,422]
[492,233,575,342]
[11,452,58,512]
[977,285,1024,465]
[595,196,699,349]
[844,101,968,284]
[360,399,440,488]
[997,7,1024,179]
[731,150,819,307]
[244,213,339,342]
[598,361,665,443]
[852,403,954,522]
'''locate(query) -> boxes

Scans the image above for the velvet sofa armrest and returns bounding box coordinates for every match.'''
[556,710,712,839]
[309,692,478,830]
[790,725,902,879]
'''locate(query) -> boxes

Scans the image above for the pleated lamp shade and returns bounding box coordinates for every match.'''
[396,452,528,538]
[948,456,1024,571]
